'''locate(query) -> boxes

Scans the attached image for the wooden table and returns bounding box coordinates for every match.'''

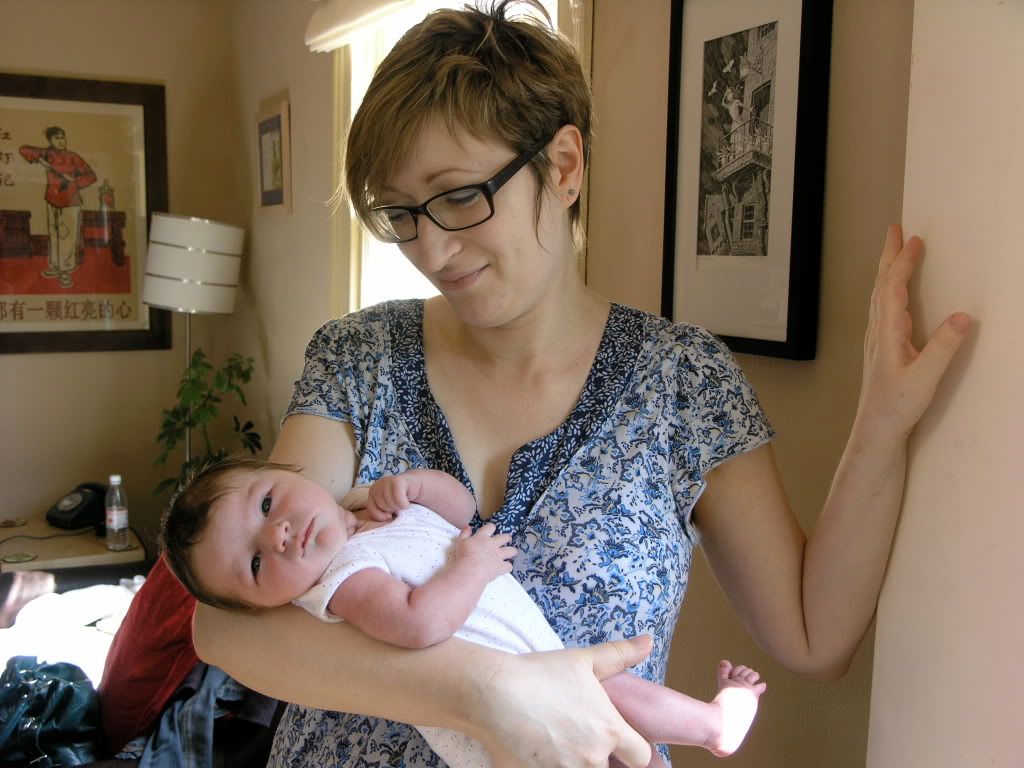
[0,516,145,572]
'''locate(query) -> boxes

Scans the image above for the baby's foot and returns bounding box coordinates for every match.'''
[706,660,766,757]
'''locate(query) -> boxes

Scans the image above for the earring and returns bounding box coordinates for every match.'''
[567,187,575,198]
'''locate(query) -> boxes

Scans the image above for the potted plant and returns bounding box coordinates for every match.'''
[154,349,262,495]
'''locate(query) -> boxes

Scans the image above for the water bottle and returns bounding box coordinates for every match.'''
[105,474,130,551]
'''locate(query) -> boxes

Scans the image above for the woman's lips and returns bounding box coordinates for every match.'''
[438,266,485,291]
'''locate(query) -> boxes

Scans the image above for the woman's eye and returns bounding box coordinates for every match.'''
[251,552,262,579]
[385,209,411,225]
[444,189,482,207]
[261,495,272,515]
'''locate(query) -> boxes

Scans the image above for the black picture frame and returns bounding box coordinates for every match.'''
[0,73,170,354]
[662,0,832,359]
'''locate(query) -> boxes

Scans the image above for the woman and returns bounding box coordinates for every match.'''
[194,3,971,766]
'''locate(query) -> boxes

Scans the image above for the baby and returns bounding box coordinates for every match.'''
[160,456,766,766]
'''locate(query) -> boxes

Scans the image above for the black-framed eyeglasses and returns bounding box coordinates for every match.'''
[369,142,545,244]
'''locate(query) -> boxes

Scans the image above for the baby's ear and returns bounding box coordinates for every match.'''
[340,484,371,511]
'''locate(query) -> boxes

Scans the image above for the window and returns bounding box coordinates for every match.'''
[342,0,562,311]
[751,82,771,122]
[741,203,756,240]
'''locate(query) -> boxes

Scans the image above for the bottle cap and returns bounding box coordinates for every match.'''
[109,474,122,484]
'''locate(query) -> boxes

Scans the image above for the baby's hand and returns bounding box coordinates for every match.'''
[455,523,517,581]
[366,475,417,521]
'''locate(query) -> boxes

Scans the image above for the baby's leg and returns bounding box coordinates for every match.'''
[609,749,666,768]
[602,660,766,758]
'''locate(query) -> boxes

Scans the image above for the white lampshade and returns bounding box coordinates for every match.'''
[142,213,244,315]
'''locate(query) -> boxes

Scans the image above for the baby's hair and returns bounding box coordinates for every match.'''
[159,453,300,613]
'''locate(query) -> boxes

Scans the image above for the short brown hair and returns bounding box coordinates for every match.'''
[159,454,297,613]
[344,0,592,241]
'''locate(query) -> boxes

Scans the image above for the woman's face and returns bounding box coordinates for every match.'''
[381,117,573,329]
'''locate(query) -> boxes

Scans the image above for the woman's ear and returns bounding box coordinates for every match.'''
[547,124,585,207]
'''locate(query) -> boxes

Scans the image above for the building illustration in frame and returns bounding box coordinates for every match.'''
[697,21,777,258]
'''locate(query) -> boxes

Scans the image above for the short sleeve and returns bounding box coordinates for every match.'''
[285,307,390,452]
[292,542,391,623]
[676,324,775,475]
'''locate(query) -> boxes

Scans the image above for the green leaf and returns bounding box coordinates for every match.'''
[153,347,262,495]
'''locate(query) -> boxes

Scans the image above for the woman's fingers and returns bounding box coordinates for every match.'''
[875,223,905,283]
[477,637,655,768]
[587,634,653,681]
[860,226,973,436]
[914,312,972,389]
[582,636,655,768]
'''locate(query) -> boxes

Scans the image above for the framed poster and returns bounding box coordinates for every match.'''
[662,0,832,359]
[256,100,291,212]
[0,74,169,354]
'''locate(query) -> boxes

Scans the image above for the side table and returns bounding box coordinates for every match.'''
[0,517,145,573]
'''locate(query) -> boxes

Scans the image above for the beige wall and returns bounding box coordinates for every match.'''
[589,1,914,765]
[218,0,337,454]
[0,0,336,545]
[867,1,1021,765]
[0,0,245,544]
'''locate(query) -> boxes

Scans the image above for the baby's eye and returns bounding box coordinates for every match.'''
[251,552,262,579]
[261,495,272,516]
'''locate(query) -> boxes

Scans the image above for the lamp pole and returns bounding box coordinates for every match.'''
[185,312,192,464]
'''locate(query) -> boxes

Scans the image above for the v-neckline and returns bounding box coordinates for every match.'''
[388,299,645,534]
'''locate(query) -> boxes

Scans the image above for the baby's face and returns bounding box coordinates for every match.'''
[192,468,358,608]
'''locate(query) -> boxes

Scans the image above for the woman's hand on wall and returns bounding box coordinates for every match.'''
[858,224,972,440]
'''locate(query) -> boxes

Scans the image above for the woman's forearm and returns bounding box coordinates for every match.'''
[802,227,970,674]
[193,603,657,768]
[192,601,492,734]
[802,419,908,674]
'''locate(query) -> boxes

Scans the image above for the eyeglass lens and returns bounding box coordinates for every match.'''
[372,186,492,243]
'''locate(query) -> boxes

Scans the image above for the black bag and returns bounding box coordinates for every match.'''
[0,655,101,767]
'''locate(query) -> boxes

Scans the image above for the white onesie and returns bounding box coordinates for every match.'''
[294,504,563,767]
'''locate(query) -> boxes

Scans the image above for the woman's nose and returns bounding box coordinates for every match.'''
[407,216,459,274]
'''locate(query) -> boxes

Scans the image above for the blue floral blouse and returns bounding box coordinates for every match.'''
[268,299,773,767]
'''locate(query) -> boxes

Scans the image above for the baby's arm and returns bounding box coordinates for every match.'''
[366,469,477,529]
[326,523,515,649]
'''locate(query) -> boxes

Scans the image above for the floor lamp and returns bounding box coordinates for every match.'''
[141,212,245,463]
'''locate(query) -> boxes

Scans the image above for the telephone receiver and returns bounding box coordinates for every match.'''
[46,482,108,530]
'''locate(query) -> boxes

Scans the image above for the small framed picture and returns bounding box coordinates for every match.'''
[662,0,833,359]
[256,100,291,212]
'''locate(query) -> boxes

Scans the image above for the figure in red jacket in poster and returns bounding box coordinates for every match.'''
[19,126,97,288]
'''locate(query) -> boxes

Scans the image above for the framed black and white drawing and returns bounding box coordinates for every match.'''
[662,0,832,359]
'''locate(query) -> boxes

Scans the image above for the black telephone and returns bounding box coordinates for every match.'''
[46,482,107,530]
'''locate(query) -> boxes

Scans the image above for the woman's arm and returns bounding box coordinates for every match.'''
[194,604,654,767]
[193,413,654,767]
[695,226,971,679]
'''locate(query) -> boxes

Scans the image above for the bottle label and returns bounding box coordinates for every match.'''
[106,506,128,531]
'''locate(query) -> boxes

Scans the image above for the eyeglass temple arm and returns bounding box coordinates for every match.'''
[484,146,544,196]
